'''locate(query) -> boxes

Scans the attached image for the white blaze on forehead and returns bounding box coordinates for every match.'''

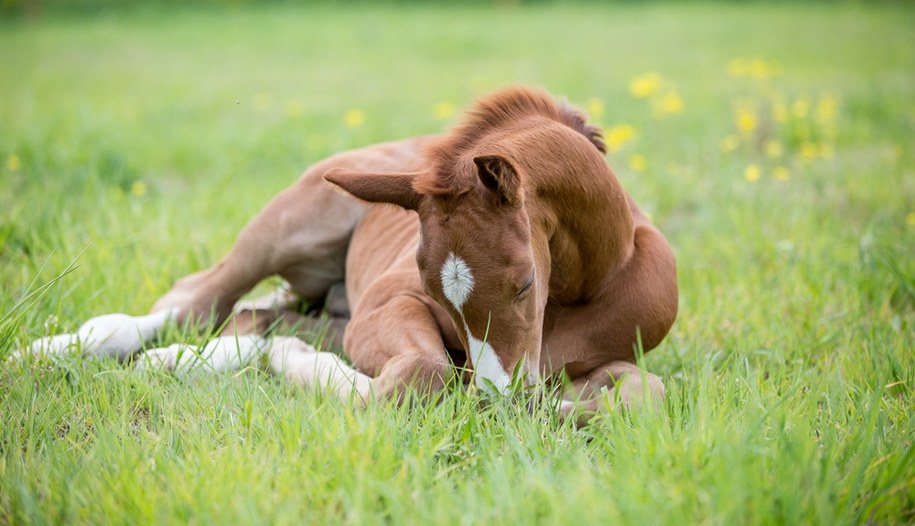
[441,252,475,312]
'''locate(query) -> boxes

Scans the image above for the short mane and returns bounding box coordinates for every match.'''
[416,86,606,196]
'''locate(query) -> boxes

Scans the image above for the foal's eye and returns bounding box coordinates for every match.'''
[516,274,535,298]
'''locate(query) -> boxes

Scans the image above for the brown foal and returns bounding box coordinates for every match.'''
[19,86,678,418]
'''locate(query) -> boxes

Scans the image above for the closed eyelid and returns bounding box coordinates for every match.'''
[516,272,535,296]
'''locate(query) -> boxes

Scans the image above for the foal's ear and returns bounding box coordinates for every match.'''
[473,155,521,207]
[324,169,422,211]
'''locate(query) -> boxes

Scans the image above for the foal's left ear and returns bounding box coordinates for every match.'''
[324,169,422,211]
[473,155,521,207]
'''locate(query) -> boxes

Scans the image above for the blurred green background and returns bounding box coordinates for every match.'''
[1,2,913,524]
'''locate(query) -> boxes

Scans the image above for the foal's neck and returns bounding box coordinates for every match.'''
[532,154,634,304]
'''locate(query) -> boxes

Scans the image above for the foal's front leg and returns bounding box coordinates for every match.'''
[561,361,666,424]
[344,291,456,404]
[138,335,373,406]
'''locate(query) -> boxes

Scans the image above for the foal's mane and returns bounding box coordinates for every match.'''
[416,86,606,197]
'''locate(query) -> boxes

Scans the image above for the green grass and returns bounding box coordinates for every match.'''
[2,3,914,524]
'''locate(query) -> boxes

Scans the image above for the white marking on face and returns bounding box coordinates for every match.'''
[440,252,475,312]
[440,252,512,395]
[466,328,512,395]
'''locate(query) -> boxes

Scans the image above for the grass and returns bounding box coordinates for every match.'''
[1,3,914,524]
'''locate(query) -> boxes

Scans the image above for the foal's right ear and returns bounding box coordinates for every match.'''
[474,155,521,207]
[324,169,422,211]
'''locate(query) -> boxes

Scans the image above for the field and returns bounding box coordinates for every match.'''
[1,3,913,524]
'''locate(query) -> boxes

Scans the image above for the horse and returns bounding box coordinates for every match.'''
[16,86,678,418]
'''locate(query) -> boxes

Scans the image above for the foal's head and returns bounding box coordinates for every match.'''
[326,86,606,395]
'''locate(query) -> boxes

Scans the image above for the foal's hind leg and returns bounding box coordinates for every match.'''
[150,163,365,325]
[138,335,372,405]
[151,137,432,327]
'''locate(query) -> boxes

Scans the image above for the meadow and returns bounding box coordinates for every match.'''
[1,3,913,524]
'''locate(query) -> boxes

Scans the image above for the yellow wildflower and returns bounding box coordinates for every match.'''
[653,91,683,118]
[749,59,771,79]
[792,98,810,119]
[629,153,647,173]
[729,58,780,79]
[434,102,455,120]
[907,212,915,226]
[585,98,605,119]
[736,108,758,135]
[765,140,783,158]
[130,180,147,197]
[604,123,637,152]
[744,164,761,183]
[6,154,21,172]
[285,100,304,118]
[815,94,838,124]
[344,109,365,128]
[773,166,790,181]
[720,135,740,153]
[629,73,662,99]
[800,141,819,161]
